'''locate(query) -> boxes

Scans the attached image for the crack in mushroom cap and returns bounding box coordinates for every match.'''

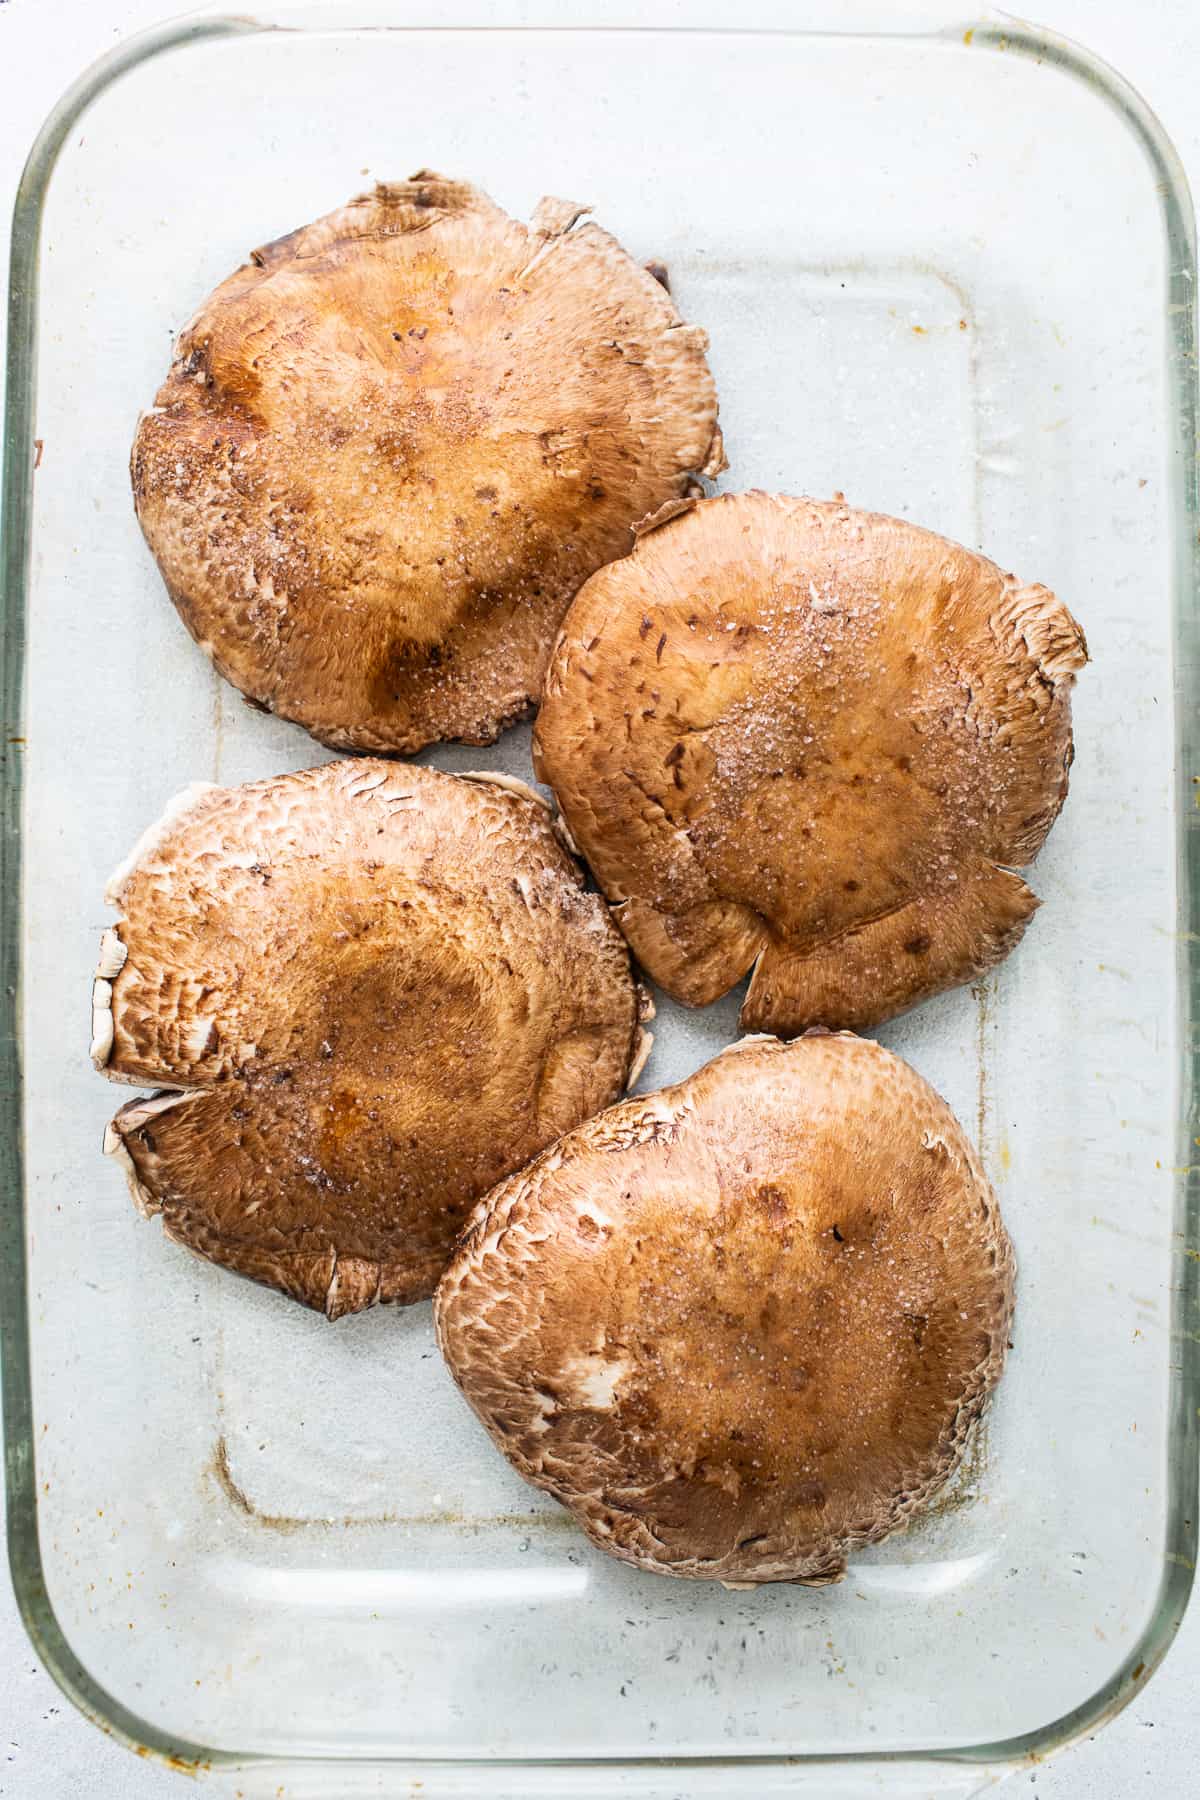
[94,761,641,1318]
[435,1033,1014,1584]
[533,492,1088,1034]
[130,173,725,755]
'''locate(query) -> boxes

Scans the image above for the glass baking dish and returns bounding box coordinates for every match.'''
[2,2,1197,1793]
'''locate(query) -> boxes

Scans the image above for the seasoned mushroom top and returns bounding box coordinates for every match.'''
[435,1032,1014,1584]
[131,173,724,755]
[92,761,643,1317]
[534,492,1088,1034]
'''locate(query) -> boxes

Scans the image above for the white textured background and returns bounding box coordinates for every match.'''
[1,1,1198,1795]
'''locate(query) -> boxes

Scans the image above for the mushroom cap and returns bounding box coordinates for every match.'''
[533,492,1088,1034]
[131,173,724,755]
[93,761,643,1317]
[435,1032,1014,1584]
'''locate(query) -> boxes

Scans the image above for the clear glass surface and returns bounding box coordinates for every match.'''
[2,4,1197,1793]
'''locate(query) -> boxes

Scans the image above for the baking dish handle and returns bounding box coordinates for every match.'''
[190,0,1012,38]
[211,1758,1010,1798]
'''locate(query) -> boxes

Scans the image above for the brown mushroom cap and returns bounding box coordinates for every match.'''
[533,492,1088,1034]
[131,173,724,755]
[92,761,644,1317]
[435,1032,1014,1584]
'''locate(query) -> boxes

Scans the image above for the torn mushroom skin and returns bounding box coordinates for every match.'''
[533,491,1088,1035]
[92,761,645,1318]
[131,173,725,755]
[435,1032,1014,1585]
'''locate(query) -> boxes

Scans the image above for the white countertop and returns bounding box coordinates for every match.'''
[2,0,1198,1794]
